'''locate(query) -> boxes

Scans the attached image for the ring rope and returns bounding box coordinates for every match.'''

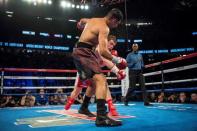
[144,64,197,76]
[145,52,197,68]
[2,87,197,96]
[3,84,122,89]
[2,76,117,80]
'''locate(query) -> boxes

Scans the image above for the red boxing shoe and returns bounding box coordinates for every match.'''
[108,108,119,116]
[64,97,75,110]
[107,99,119,116]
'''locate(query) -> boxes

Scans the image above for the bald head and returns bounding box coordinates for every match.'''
[132,43,139,51]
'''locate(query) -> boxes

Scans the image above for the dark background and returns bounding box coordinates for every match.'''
[0,0,197,68]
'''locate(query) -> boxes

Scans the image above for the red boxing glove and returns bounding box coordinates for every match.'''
[117,70,126,80]
[110,66,126,80]
[112,56,127,70]
[111,50,118,56]
[117,58,127,69]
[77,22,85,31]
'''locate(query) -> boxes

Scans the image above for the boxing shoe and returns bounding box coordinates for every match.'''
[107,99,119,116]
[78,108,96,117]
[64,97,75,110]
[108,109,119,116]
[96,115,122,127]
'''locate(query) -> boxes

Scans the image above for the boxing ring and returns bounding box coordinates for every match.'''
[0,52,197,131]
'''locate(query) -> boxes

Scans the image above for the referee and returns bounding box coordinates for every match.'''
[124,43,151,106]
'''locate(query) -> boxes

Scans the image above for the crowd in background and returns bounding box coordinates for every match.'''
[0,89,68,108]
[0,47,197,108]
[0,89,196,108]
[149,92,197,104]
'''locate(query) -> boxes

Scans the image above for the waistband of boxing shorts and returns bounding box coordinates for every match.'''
[75,42,95,50]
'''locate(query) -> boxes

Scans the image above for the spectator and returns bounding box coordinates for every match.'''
[190,93,197,103]
[20,91,35,107]
[36,89,48,106]
[150,92,156,102]
[168,94,177,103]
[157,92,165,103]
[48,95,55,105]
[177,92,189,103]
[53,88,67,105]
[0,95,18,107]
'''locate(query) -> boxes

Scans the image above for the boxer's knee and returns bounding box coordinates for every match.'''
[93,74,107,98]
[93,73,106,84]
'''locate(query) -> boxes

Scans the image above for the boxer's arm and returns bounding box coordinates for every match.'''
[100,55,126,80]
[101,56,115,69]
[77,18,89,30]
[98,28,113,60]
[79,18,89,25]
[104,57,126,80]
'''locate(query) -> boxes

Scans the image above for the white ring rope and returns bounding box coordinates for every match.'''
[2,64,197,90]
[2,64,196,80]
[3,78,197,89]
[3,76,117,80]
[3,85,121,89]
[144,64,197,77]
[136,78,197,86]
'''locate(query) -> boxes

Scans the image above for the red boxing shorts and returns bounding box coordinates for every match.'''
[75,76,92,88]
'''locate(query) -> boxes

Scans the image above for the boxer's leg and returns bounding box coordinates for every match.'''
[94,73,122,127]
[106,87,119,116]
[64,77,83,110]
[78,83,96,117]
